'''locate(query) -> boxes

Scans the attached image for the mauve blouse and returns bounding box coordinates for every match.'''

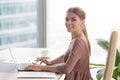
[57,37,93,80]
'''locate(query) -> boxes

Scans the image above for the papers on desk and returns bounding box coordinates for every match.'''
[18,71,57,79]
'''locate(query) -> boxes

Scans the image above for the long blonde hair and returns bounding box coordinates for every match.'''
[67,7,91,54]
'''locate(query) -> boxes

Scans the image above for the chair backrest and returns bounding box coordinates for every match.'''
[103,30,119,80]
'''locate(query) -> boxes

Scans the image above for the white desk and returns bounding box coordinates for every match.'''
[0,48,64,80]
[0,73,63,80]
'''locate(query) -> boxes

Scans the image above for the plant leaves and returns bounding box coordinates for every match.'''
[90,63,105,66]
[96,68,105,80]
[96,39,109,51]
[96,39,120,80]
[115,49,120,66]
[112,67,120,80]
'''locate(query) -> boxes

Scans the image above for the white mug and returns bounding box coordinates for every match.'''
[40,50,49,58]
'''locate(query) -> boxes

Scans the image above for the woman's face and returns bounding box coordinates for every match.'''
[65,12,84,33]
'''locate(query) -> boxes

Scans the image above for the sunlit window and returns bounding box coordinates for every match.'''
[0,0,37,50]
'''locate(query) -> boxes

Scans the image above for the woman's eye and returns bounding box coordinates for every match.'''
[72,18,76,21]
[65,18,77,22]
[65,18,69,21]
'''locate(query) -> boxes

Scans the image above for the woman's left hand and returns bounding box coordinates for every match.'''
[25,63,43,71]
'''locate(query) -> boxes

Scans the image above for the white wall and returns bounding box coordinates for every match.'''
[47,0,120,57]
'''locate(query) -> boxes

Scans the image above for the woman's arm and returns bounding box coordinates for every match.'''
[36,55,64,65]
[25,63,59,73]
[49,55,64,65]
[41,65,58,72]
[25,55,64,72]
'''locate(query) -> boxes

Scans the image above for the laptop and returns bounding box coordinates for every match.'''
[8,45,31,71]
[8,45,56,78]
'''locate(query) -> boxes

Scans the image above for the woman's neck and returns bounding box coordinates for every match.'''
[72,30,83,39]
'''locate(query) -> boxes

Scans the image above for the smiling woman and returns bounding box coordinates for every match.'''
[25,7,93,80]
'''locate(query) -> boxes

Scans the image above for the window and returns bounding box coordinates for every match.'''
[0,0,46,50]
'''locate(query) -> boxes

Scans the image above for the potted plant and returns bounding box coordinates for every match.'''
[92,39,120,80]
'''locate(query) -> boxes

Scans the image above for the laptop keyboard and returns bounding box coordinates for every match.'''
[17,63,31,70]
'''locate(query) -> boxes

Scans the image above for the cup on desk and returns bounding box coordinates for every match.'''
[40,50,49,59]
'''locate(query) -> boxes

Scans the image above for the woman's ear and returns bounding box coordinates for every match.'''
[82,19,85,24]
[81,19,85,29]
[80,19,85,27]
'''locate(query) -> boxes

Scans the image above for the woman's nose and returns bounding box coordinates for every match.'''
[66,20,72,26]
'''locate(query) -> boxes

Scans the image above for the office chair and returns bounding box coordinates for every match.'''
[103,30,119,80]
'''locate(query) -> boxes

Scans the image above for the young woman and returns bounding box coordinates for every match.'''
[25,7,93,80]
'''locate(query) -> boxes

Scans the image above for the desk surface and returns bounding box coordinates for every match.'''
[0,73,63,80]
[0,63,63,80]
[0,48,64,80]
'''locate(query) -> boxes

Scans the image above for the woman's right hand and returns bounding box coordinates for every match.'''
[35,57,51,65]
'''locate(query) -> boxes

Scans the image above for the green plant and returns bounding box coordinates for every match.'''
[95,39,120,80]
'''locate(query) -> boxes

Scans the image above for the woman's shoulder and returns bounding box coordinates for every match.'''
[72,36,88,48]
[73,36,84,43]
